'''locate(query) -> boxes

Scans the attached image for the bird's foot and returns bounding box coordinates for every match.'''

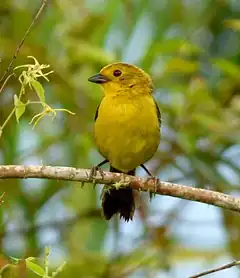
[146,176,159,200]
[88,159,108,188]
[88,165,105,189]
[140,164,156,199]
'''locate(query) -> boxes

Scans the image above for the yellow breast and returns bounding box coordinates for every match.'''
[94,94,160,172]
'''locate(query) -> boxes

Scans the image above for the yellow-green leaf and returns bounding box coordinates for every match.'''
[25,257,36,262]
[26,260,45,277]
[212,59,240,78]
[14,94,26,123]
[31,79,45,102]
[225,19,240,31]
[165,58,199,74]
[153,40,202,54]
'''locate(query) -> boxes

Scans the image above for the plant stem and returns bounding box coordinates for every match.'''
[0,108,16,130]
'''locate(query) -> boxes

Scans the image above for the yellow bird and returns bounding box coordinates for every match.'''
[88,63,161,221]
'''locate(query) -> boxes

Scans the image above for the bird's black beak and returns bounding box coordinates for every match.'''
[88,73,110,84]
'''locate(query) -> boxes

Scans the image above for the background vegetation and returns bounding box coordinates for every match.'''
[0,0,239,277]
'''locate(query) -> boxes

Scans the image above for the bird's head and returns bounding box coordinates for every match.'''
[88,63,154,96]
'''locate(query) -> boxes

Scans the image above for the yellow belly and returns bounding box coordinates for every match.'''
[94,95,160,172]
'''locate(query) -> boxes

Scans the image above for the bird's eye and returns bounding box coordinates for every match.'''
[113,69,122,77]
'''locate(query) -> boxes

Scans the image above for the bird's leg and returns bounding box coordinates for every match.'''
[89,159,109,188]
[140,164,153,176]
[140,164,158,200]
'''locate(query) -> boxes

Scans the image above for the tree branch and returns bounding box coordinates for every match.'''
[0,165,239,213]
[189,260,240,278]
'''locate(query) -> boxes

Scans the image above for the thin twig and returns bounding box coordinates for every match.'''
[189,260,240,278]
[0,0,48,87]
[0,73,15,94]
[0,165,240,213]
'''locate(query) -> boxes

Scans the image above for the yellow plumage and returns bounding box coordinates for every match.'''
[88,62,161,221]
[95,93,160,172]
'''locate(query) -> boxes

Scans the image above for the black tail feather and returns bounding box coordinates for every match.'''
[101,166,135,221]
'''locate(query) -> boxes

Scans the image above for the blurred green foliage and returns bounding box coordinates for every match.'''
[0,0,239,277]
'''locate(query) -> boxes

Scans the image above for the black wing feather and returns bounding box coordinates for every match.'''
[94,104,100,121]
[154,99,161,127]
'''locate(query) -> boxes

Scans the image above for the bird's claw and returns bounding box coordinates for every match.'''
[146,176,158,200]
[89,166,105,189]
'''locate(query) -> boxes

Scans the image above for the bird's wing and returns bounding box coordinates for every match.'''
[154,99,161,127]
[94,103,100,121]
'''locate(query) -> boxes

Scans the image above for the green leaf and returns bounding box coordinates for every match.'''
[31,79,45,102]
[26,260,45,277]
[25,257,36,262]
[152,40,202,55]
[193,114,223,132]
[165,58,199,74]
[9,256,21,263]
[14,95,26,123]
[212,59,240,78]
[225,19,240,31]
[177,133,196,153]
